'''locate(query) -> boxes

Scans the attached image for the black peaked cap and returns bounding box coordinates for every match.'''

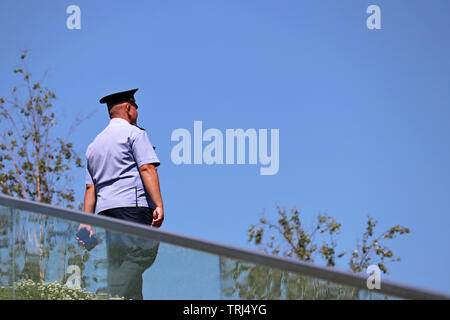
[99,88,139,108]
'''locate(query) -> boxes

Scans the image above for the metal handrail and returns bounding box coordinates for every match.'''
[0,193,448,300]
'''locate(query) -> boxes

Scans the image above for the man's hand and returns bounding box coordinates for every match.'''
[76,223,95,247]
[152,206,164,228]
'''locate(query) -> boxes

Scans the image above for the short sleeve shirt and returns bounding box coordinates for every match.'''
[85,118,160,213]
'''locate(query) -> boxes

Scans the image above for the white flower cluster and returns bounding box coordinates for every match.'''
[10,279,102,300]
[1,280,126,300]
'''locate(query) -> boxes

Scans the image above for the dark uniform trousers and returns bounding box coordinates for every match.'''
[98,207,160,300]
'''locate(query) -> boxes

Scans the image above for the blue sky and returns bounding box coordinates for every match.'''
[1,0,449,294]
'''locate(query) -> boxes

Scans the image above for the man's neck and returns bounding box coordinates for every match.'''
[111,116,131,124]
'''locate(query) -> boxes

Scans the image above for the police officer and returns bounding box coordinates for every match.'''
[78,88,163,299]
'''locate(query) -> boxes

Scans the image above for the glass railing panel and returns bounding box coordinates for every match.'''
[0,205,109,299]
[143,242,221,299]
[219,257,393,300]
[0,205,13,299]
[0,205,221,300]
[0,203,398,300]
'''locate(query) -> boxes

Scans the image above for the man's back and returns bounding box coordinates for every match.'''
[85,117,160,213]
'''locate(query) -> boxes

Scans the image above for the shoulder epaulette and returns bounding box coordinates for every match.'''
[133,124,146,131]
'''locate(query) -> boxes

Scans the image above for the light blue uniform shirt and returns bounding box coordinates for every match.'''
[85,118,160,213]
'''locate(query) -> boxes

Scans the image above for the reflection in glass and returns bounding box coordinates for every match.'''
[105,230,159,299]
[220,257,390,300]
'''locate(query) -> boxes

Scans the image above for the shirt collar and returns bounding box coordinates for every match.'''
[109,118,130,126]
